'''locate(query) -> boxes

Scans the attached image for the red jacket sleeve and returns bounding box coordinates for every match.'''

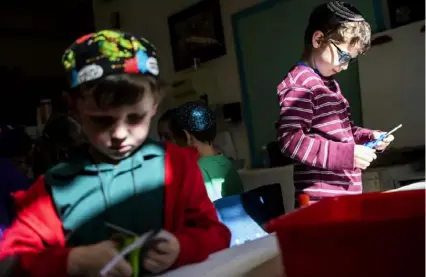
[165,144,231,268]
[0,176,70,277]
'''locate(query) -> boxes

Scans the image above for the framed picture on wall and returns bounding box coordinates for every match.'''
[168,0,226,72]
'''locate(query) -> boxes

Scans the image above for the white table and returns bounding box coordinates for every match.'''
[159,235,282,277]
[238,166,294,213]
[386,182,425,192]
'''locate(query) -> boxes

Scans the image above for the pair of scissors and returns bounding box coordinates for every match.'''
[104,222,164,277]
[363,124,402,149]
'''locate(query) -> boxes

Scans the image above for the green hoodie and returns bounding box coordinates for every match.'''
[198,154,244,202]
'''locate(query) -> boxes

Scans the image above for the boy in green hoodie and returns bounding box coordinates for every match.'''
[170,101,244,201]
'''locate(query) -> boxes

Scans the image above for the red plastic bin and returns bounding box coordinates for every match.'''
[266,190,425,277]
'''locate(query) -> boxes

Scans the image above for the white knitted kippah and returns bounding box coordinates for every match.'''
[327,1,365,22]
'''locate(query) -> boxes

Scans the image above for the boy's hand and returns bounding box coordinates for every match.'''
[354,145,377,170]
[143,233,180,274]
[67,240,132,277]
[372,131,394,151]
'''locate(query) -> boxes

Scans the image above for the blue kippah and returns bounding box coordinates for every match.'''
[176,101,215,132]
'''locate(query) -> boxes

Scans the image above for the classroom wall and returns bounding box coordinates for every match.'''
[92,0,381,166]
[92,0,268,165]
[358,20,425,149]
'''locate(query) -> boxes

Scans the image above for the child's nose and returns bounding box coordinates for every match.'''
[111,125,128,140]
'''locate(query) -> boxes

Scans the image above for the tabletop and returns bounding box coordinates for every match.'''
[158,235,283,277]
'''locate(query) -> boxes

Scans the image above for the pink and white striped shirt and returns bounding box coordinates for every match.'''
[276,65,374,202]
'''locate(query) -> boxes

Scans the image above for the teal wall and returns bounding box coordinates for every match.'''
[232,0,382,168]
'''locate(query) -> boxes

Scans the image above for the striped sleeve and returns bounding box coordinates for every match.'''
[352,125,375,144]
[276,85,354,171]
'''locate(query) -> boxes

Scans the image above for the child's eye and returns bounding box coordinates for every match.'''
[90,116,115,127]
[127,113,146,125]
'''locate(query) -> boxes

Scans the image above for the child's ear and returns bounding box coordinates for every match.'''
[151,103,159,117]
[183,130,192,146]
[312,31,325,48]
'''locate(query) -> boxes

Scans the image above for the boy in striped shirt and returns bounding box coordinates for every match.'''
[276,1,395,206]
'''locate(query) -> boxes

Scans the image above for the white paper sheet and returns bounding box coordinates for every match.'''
[158,235,279,277]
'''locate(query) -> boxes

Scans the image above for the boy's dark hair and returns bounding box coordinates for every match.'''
[169,117,217,144]
[68,74,165,109]
[190,125,217,144]
[171,101,217,144]
[304,1,371,54]
[168,116,187,144]
[0,128,32,158]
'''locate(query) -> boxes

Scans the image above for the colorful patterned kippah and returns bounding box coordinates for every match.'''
[326,1,365,22]
[62,30,159,88]
[176,101,215,133]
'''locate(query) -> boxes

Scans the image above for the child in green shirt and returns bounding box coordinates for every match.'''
[170,101,244,201]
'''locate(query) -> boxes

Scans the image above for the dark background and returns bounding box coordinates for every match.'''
[0,0,95,125]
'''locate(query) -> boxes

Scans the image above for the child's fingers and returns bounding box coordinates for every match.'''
[383,135,394,143]
[154,241,170,253]
[107,259,132,277]
[145,249,168,264]
[109,234,125,248]
[376,135,394,151]
[376,141,387,148]
[104,239,122,250]
[375,141,384,147]
[106,268,129,277]
[105,265,131,277]
[143,257,164,273]
[373,131,384,139]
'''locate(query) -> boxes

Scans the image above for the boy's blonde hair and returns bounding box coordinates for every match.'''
[304,1,371,54]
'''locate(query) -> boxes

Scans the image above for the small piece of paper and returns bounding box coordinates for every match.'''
[100,229,174,276]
